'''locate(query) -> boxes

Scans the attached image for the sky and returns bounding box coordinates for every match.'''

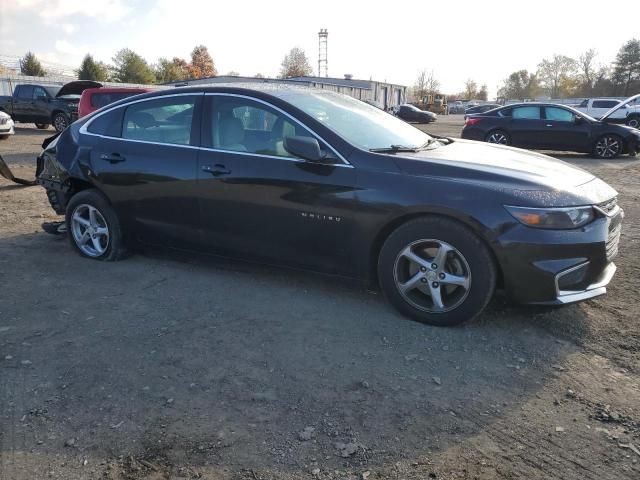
[1,0,639,98]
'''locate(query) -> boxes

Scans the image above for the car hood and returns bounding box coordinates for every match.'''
[56,80,102,98]
[397,139,593,188]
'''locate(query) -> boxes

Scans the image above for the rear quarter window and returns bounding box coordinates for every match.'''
[87,108,123,137]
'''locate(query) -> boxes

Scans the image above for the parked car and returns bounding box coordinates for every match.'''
[0,110,15,139]
[79,87,151,118]
[576,97,640,127]
[0,80,101,132]
[36,85,622,326]
[395,104,437,123]
[461,101,640,158]
[449,101,464,114]
[464,103,501,118]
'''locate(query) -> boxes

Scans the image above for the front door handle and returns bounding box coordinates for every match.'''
[546,124,553,127]
[100,153,126,164]
[201,164,231,176]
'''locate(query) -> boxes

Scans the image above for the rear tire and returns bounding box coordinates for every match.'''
[378,216,496,326]
[35,123,49,130]
[65,189,129,261]
[485,129,511,145]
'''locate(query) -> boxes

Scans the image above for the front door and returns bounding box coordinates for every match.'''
[85,94,203,248]
[197,94,358,275]
[542,106,591,151]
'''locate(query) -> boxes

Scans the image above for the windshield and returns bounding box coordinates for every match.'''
[278,90,432,150]
[601,93,640,120]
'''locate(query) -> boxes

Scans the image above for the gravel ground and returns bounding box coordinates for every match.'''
[0,120,639,480]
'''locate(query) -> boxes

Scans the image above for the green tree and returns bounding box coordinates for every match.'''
[111,48,155,84]
[497,70,540,100]
[612,39,640,96]
[20,51,46,76]
[188,45,216,79]
[279,47,313,78]
[537,55,577,98]
[77,54,109,81]
[155,57,190,83]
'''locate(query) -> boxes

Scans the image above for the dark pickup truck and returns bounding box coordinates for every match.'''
[0,80,101,132]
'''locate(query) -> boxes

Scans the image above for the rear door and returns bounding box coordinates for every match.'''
[83,93,203,248]
[508,106,545,148]
[12,85,34,121]
[542,106,592,151]
[196,93,358,275]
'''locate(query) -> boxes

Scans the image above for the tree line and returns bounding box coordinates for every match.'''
[412,38,640,102]
[15,46,315,84]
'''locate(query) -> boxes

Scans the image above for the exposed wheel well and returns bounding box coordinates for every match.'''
[368,212,503,289]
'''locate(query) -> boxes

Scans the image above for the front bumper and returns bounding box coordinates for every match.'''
[496,203,622,305]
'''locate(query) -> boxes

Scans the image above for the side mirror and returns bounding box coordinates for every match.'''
[283,136,324,162]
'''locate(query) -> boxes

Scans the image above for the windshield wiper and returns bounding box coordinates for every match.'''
[369,145,419,153]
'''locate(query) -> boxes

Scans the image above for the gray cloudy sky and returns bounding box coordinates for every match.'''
[1,0,638,97]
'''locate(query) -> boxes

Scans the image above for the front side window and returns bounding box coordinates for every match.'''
[545,107,574,122]
[33,87,48,100]
[209,96,322,158]
[122,96,196,145]
[512,106,541,119]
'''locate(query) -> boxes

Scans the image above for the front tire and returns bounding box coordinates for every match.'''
[35,123,49,130]
[485,130,510,145]
[378,217,496,326]
[593,134,622,159]
[65,189,128,261]
[626,116,639,129]
[52,113,70,132]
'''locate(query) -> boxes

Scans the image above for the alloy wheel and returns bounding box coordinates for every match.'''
[595,136,621,158]
[54,114,68,132]
[487,132,508,144]
[393,239,471,313]
[70,204,110,257]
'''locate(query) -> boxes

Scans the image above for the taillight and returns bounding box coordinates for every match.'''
[465,117,482,126]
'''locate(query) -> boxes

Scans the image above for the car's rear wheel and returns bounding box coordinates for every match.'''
[65,189,128,261]
[594,134,623,159]
[52,113,69,132]
[485,130,510,145]
[626,116,639,129]
[378,217,496,326]
[35,123,49,130]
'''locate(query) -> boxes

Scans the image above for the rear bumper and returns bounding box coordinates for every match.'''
[460,127,484,141]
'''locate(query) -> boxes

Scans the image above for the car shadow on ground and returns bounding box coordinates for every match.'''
[0,232,591,476]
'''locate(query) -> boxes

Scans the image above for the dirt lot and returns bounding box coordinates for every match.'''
[1,118,639,480]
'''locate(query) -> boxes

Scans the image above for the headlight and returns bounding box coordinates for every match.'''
[504,205,595,229]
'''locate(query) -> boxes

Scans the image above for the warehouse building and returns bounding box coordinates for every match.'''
[166,74,407,109]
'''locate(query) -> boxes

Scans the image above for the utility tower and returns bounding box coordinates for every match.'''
[318,29,328,77]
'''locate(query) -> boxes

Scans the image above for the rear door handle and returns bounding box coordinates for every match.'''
[201,164,231,176]
[100,153,126,163]
[546,124,553,127]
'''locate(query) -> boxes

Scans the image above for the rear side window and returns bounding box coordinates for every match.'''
[87,108,123,137]
[512,106,541,119]
[90,92,143,109]
[122,96,197,146]
[592,100,619,109]
[16,85,34,99]
[498,107,512,117]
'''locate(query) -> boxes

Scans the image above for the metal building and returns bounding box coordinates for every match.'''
[165,75,407,110]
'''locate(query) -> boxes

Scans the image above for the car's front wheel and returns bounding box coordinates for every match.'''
[485,130,510,145]
[626,116,639,129]
[378,216,496,326]
[65,189,128,261]
[52,112,70,132]
[594,134,623,159]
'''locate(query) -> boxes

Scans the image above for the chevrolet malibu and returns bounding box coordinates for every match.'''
[36,85,622,326]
